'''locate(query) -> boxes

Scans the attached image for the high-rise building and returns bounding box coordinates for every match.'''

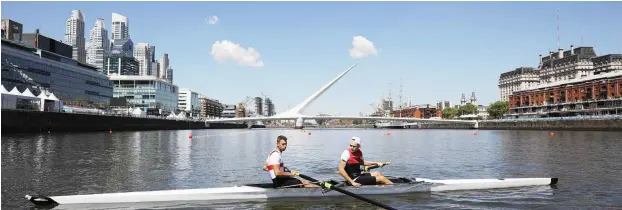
[178,88,201,117]
[264,97,275,116]
[151,60,160,77]
[498,67,540,102]
[166,67,173,83]
[159,53,169,80]
[149,45,158,76]
[444,100,452,109]
[150,45,156,61]
[104,53,139,76]
[86,18,109,71]
[1,19,23,42]
[133,43,152,76]
[254,97,263,116]
[110,38,133,57]
[436,100,453,110]
[111,13,129,40]
[199,95,223,118]
[64,10,86,63]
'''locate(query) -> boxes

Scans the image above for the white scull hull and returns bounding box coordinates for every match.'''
[26,177,558,207]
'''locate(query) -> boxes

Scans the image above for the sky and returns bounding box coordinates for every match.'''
[2,1,621,116]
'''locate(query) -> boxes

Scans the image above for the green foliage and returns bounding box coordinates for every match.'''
[314,114,330,125]
[487,101,509,119]
[458,104,478,116]
[442,107,458,119]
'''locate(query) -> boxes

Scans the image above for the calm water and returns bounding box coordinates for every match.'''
[2,128,622,209]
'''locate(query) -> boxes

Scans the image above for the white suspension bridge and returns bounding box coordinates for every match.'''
[204,61,478,129]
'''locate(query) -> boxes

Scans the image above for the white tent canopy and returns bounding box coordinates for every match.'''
[9,87,21,95]
[21,88,36,97]
[1,86,62,112]
[47,93,59,101]
[131,107,145,116]
[37,91,49,99]
[0,84,8,94]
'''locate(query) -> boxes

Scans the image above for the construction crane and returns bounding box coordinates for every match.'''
[237,96,253,117]
[369,103,378,114]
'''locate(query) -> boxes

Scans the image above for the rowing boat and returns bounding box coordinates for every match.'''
[26,176,558,207]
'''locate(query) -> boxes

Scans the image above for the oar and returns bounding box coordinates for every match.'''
[297,173,397,210]
[364,162,391,172]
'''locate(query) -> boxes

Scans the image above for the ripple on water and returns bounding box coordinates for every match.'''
[2,129,622,209]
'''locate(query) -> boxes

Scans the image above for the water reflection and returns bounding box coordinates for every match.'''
[173,130,192,188]
[2,129,622,209]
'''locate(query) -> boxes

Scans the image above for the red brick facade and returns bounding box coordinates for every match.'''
[509,77,622,109]
[392,106,442,119]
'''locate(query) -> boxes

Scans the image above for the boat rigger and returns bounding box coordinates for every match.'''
[26,176,558,207]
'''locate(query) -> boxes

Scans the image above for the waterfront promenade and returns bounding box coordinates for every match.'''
[263,115,622,131]
[3,107,622,134]
[1,109,245,134]
[417,115,622,131]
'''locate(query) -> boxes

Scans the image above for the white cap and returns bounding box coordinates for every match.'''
[350,136,361,145]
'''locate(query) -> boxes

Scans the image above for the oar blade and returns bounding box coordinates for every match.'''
[297,173,396,210]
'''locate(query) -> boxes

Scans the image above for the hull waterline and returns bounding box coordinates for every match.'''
[26,177,558,207]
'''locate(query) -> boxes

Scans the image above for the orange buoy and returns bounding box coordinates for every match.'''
[473,131,478,136]
[109,129,112,134]
[189,134,193,139]
[308,132,311,135]
[386,132,391,136]
[549,132,554,136]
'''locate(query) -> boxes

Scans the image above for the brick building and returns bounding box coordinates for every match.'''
[503,45,622,118]
[392,104,442,119]
[508,73,622,117]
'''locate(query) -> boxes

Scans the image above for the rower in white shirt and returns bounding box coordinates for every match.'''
[263,135,319,188]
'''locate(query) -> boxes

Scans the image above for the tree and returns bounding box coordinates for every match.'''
[442,107,458,119]
[458,104,478,116]
[314,114,330,126]
[487,101,509,119]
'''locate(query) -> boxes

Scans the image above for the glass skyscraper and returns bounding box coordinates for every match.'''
[110,75,178,115]
[1,38,112,105]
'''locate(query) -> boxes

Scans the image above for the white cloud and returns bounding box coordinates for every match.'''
[206,15,219,25]
[211,40,264,67]
[349,36,377,59]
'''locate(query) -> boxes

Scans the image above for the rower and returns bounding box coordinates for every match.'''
[338,137,393,187]
[263,135,319,188]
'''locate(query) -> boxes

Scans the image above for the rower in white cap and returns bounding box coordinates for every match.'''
[337,136,393,187]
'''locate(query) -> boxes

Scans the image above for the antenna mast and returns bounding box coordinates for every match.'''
[399,78,403,108]
[399,78,403,117]
[557,9,559,49]
[388,81,392,111]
